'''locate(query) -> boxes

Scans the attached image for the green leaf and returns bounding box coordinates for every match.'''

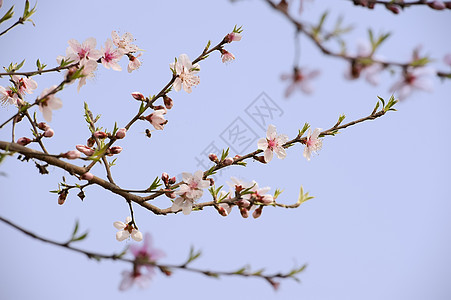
[148,177,162,191]
[298,122,310,137]
[297,186,314,205]
[0,5,15,24]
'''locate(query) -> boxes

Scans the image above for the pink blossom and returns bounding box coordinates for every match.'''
[170,54,200,93]
[281,67,320,97]
[344,41,384,85]
[58,37,102,64]
[0,86,19,106]
[247,182,274,205]
[113,216,143,242]
[221,49,235,63]
[129,233,165,270]
[303,128,323,161]
[74,60,98,92]
[12,75,37,96]
[112,31,139,53]
[101,39,125,71]
[119,269,152,291]
[108,146,123,155]
[127,53,142,73]
[38,85,63,122]
[145,109,167,130]
[257,124,288,163]
[172,170,210,215]
[389,67,434,100]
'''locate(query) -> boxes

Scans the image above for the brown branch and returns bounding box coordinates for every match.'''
[0,63,78,77]
[0,215,304,287]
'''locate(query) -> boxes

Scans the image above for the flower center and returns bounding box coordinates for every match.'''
[267,139,277,150]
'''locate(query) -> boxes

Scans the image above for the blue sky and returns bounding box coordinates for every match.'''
[1,1,451,299]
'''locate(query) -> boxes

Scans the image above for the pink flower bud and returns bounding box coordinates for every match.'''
[94,131,107,139]
[165,191,176,199]
[76,144,94,156]
[217,205,228,217]
[209,153,219,163]
[239,207,249,218]
[428,1,446,9]
[81,172,94,180]
[44,128,54,138]
[237,199,251,208]
[17,137,31,146]
[225,32,242,43]
[221,49,235,63]
[162,172,169,184]
[37,122,50,131]
[168,176,176,185]
[163,95,173,109]
[131,92,145,101]
[109,146,123,155]
[386,4,400,14]
[115,128,127,139]
[252,206,263,219]
[222,157,234,166]
[63,150,81,160]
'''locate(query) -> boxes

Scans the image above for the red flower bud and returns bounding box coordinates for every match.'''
[115,128,127,139]
[94,131,107,139]
[17,137,31,146]
[222,157,234,166]
[209,153,219,163]
[81,172,94,180]
[239,207,249,218]
[44,128,54,138]
[163,95,173,109]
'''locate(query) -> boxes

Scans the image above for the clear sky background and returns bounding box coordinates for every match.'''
[1,1,451,299]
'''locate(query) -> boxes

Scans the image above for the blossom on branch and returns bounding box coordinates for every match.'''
[303,128,323,161]
[127,53,142,73]
[389,67,434,100]
[112,31,139,53]
[220,49,235,63]
[281,67,320,97]
[0,86,19,106]
[12,75,37,96]
[38,86,63,122]
[145,109,167,130]
[171,170,210,215]
[59,37,102,64]
[257,124,288,163]
[101,39,125,71]
[170,54,200,93]
[113,216,143,242]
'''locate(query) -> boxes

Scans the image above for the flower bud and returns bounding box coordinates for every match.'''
[237,199,251,208]
[163,95,173,109]
[168,176,176,184]
[239,207,249,218]
[37,122,50,131]
[17,137,31,146]
[153,105,165,111]
[222,157,234,166]
[44,128,54,138]
[131,92,145,101]
[81,172,94,181]
[165,191,176,199]
[76,144,94,156]
[252,206,263,219]
[109,146,123,155]
[162,172,169,184]
[217,205,228,217]
[386,4,400,14]
[209,153,219,163]
[224,32,242,43]
[428,1,446,9]
[63,150,81,160]
[87,137,95,147]
[58,189,68,205]
[94,131,107,139]
[115,128,127,139]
